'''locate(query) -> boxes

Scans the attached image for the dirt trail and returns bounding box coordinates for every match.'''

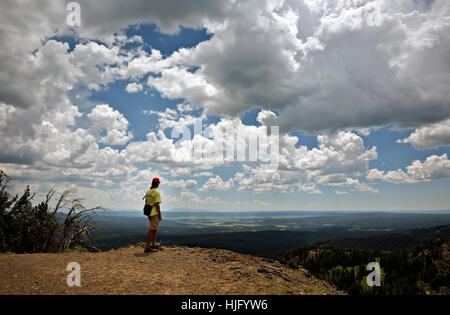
[0,244,343,295]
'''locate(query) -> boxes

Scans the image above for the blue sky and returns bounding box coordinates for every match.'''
[0,0,449,211]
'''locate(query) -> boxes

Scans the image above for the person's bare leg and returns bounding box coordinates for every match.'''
[146,216,152,248]
[151,230,157,246]
[146,228,152,247]
[149,229,154,245]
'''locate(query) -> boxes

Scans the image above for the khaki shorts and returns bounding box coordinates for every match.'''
[149,215,159,231]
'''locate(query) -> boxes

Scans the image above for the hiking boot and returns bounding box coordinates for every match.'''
[144,245,157,253]
[154,242,162,250]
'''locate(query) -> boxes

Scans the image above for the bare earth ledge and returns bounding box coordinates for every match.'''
[0,244,344,295]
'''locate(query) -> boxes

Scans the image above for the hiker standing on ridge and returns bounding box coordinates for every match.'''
[143,177,162,253]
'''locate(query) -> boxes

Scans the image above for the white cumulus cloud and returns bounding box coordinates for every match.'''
[368,154,450,184]
[397,119,450,150]
[200,175,234,191]
[126,82,143,93]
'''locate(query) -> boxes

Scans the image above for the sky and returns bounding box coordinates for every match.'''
[0,0,449,211]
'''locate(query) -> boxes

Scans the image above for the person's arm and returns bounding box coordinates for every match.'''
[155,202,162,221]
[155,190,162,220]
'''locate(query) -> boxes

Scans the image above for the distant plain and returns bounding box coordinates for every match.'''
[91,210,450,258]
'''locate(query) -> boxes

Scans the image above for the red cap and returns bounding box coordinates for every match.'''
[152,177,160,183]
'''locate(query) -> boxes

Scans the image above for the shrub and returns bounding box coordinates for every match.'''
[0,170,105,253]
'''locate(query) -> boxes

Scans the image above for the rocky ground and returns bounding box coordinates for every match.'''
[0,244,343,295]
